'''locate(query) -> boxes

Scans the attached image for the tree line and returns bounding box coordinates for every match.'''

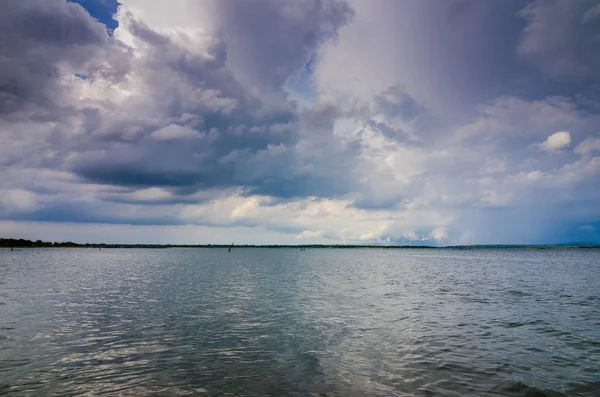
[3,238,596,249]
[1,238,433,249]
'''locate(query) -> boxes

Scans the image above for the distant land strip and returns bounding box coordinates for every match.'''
[1,238,599,250]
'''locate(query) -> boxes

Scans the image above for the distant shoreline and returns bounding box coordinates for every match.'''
[2,238,599,250]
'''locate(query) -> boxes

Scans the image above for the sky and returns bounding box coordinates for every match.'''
[1,0,600,245]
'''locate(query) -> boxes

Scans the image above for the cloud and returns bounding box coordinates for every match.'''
[205,0,354,90]
[575,136,600,156]
[539,131,572,151]
[0,0,357,202]
[1,0,600,245]
[429,227,448,241]
[315,0,527,117]
[150,124,202,141]
[582,3,600,24]
[518,0,600,78]
[0,189,38,212]
[179,194,455,244]
[0,220,307,245]
[116,0,353,91]
[456,97,582,140]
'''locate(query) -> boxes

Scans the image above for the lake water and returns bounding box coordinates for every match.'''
[0,248,598,396]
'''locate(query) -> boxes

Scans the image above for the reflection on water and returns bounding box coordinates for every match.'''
[0,248,599,396]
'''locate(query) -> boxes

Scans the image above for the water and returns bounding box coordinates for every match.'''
[0,248,599,396]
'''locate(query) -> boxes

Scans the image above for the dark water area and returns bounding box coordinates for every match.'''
[0,248,598,396]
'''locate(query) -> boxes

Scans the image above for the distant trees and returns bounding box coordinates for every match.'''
[5,237,595,249]
[1,238,36,247]
[0,238,78,247]
[0,238,434,249]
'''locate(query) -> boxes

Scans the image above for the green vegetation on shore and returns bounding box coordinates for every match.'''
[2,238,599,249]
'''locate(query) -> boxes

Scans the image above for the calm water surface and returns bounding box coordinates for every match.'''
[0,248,599,396]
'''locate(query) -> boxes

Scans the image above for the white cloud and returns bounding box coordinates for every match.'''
[178,193,455,244]
[539,131,571,151]
[150,124,201,141]
[296,230,324,240]
[457,97,580,140]
[0,189,38,212]
[575,136,600,156]
[429,227,448,241]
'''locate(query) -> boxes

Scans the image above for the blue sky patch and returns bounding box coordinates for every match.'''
[68,0,119,32]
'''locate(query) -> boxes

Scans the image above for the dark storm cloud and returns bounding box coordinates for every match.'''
[6,204,184,226]
[73,115,358,199]
[54,2,354,199]
[2,0,600,244]
[0,0,357,207]
[0,0,112,116]
[4,195,308,234]
[211,0,354,89]
[363,86,433,145]
[518,0,600,78]
[372,86,427,121]
[351,194,407,211]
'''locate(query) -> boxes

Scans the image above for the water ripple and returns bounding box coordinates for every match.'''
[0,248,598,396]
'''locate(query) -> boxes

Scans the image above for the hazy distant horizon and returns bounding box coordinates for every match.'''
[2,236,599,249]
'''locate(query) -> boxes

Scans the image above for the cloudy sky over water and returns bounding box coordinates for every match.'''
[1,0,600,245]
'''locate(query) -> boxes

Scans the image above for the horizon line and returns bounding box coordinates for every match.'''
[1,238,599,249]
